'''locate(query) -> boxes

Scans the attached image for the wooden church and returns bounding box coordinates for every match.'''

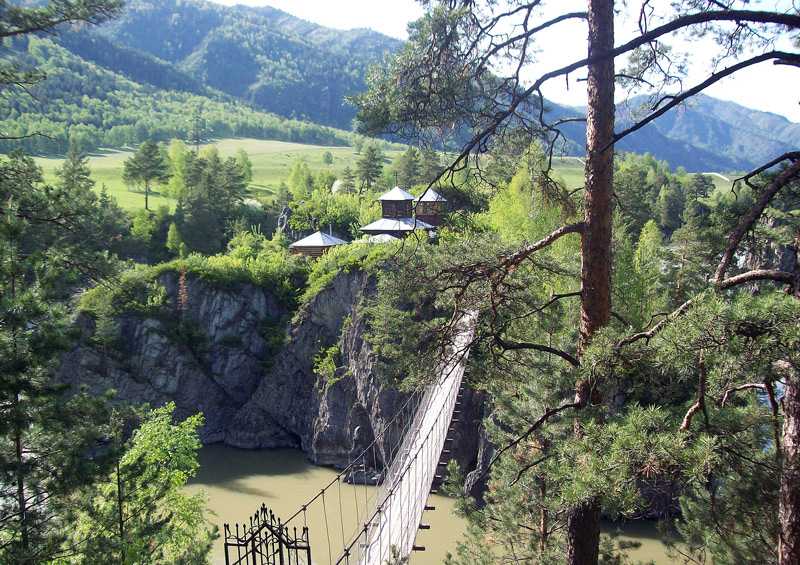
[360,186,447,238]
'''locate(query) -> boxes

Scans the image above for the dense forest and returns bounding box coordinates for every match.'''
[94,0,400,129]
[0,36,354,154]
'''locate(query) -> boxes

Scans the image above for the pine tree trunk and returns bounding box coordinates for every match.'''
[14,393,29,557]
[780,238,800,564]
[568,0,615,563]
[567,503,601,565]
[145,182,150,211]
[579,0,615,347]
[780,376,800,564]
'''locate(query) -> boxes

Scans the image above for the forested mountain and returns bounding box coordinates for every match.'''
[95,0,401,129]
[0,35,353,154]
[617,94,800,171]
[3,0,797,171]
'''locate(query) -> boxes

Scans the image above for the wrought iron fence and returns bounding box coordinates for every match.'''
[224,503,312,565]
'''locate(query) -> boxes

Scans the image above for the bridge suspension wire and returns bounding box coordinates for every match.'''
[272,365,428,564]
[224,311,475,565]
[340,310,477,564]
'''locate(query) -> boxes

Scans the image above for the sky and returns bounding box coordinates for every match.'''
[210,0,800,122]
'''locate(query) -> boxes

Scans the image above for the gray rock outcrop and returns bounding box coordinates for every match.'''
[59,269,484,477]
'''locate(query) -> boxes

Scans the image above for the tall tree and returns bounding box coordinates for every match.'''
[419,148,442,184]
[0,153,117,563]
[70,403,215,563]
[396,146,421,188]
[123,141,170,210]
[356,143,384,190]
[166,139,190,199]
[355,2,800,564]
[180,149,247,253]
[340,165,357,193]
[236,148,254,184]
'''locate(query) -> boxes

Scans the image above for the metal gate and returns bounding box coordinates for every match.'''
[224,503,311,565]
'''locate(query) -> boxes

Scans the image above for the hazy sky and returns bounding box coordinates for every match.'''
[210,0,800,122]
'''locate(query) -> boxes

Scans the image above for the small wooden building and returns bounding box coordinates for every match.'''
[378,186,415,218]
[414,189,447,226]
[289,231,347,258]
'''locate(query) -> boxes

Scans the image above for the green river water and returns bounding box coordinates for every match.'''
[187,445,674,564]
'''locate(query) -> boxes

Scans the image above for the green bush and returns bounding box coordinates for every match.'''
[299,241,398,307]
[78,231,306,337]
[313,344,341,385]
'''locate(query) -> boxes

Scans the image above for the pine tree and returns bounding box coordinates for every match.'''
[341,166,356,193]
[356,143,384,190]
[123,141,170,210]
[57,142,95,193]
[655,181,685,236]
[396,146,421,188]
[0,154,116,563]
[419,148,442,184]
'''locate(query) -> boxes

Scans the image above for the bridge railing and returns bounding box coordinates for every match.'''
[224,311,476,565]
[342,310,476,565]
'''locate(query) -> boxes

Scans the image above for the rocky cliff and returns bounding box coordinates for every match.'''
[60,269,483,476]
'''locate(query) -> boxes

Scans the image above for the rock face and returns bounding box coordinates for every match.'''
[60,269,483,476]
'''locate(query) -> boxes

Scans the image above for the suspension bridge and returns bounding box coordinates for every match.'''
[222,310,477,565]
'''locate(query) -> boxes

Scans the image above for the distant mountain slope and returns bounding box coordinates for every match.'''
[547,101,744,172]
[617,94,800,171]
[96,0,401,129]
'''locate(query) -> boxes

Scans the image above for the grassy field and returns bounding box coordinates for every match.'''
[32,138,406,212]
[29,139,732,213]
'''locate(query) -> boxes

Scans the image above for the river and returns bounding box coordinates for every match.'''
[187,445,674,564]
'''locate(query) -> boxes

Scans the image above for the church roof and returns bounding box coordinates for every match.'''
[289,231,347,248]
[367,234,400,244]
[360,217,434,234]
[415,189,447,202]
[378,186,415,201]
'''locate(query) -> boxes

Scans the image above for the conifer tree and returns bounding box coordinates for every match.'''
[356,143,384,190]
[123,141,170,211]
[340,165,356,193]
[419,148,442,184]
[354,2,800,563]
[396,146,421,188]
[0,154,117,562]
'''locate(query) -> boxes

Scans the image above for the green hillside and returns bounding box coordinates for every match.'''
[0,36,356,155]
[97,0,401,130]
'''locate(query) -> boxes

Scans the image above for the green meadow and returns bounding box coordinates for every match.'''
[31,138,406,212]
[27,139,732,213]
